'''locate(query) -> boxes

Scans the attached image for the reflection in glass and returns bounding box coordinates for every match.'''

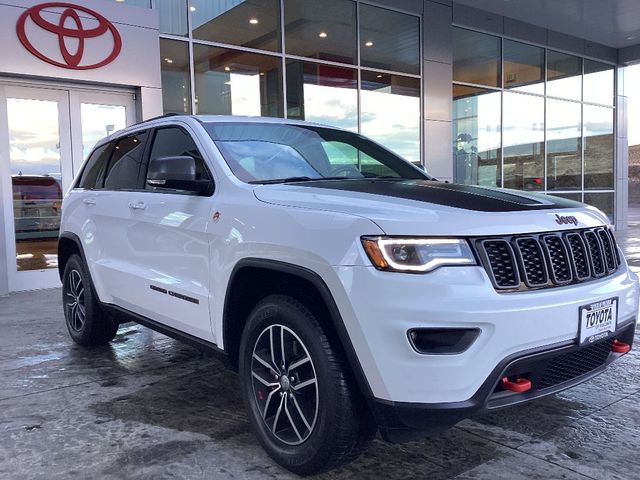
[160,39,192,114]
[546,99,581,190]
[548,192,582,203]
[503,92,544,190]
[503,40,544,94]
[360,72,420,162]
[584,60,614,106]
[584,192,614,222]
[191,0,280,52]
[193,45,283,117]
[80,103,126,160]
[156,0,188,36]
[547,50,582,101]
[359,5,419,75]
[8,98,62,271]
[584,105,614,189]
[453,27,500,87]
[284,0,356,64]
[453,85,501,187]
[286,60,357,131]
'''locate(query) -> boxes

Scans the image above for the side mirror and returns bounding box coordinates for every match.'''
[146,156,212,194]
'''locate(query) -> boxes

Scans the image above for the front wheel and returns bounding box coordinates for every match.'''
[62,254,118,346]
[239,295,375,475]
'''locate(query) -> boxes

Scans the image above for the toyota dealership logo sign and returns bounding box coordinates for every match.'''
[16,2,122,70]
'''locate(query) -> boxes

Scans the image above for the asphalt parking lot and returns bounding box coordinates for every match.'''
[1,227,640,480]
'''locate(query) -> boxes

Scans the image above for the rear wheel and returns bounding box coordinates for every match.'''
[239,294,375,475]
[62,254,118,346]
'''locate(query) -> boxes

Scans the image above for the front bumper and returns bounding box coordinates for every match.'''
[371,321,635,442]
[327,262,639,436]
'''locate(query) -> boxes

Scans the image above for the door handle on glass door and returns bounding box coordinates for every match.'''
[83,198,96,206]
[128,201,146,211]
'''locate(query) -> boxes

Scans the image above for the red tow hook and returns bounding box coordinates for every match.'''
[501,376,532,393]
[612,339,631,354]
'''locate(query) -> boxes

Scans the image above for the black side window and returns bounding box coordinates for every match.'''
[77,142,113,189]
[103,131,148,190]
[146,127,213,191]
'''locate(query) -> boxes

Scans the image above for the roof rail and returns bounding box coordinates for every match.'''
[140,112,185,123]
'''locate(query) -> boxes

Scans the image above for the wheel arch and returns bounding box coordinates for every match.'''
[58,232,86,281]
[223,258,373,399]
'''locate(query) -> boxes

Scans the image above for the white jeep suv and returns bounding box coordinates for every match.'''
[59,115,638,475]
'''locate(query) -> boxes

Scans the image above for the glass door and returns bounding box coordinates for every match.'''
[1,86,73,291]
[0,86,135,292]
[69,91,136,177]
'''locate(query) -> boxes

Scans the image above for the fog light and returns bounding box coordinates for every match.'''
[407,328,480,354]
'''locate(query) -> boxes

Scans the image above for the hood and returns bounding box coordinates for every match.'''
[253,179,610,236]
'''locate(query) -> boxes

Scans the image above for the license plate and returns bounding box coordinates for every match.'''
[578,297,618,346]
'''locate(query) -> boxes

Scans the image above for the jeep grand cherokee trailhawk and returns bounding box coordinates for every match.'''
[58,115,638,475]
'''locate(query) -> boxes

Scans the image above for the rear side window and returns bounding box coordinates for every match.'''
[77,142,112,189]
[103,131,148,190]
[146,127,213,191]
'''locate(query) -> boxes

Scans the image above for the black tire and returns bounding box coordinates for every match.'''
[239,294,375,476]
[62,254,118,346]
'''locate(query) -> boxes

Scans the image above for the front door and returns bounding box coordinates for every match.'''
[0,84,135,292]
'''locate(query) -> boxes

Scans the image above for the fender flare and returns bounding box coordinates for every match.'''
[223,258,374,399]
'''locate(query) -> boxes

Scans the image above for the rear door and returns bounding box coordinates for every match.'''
[119,125,215,341]
[86,130,151,309]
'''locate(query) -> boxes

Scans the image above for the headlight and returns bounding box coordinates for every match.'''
[361,236,477,273]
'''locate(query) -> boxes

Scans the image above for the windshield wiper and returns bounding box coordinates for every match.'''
[249,175,405,185]
[248,176,319,184]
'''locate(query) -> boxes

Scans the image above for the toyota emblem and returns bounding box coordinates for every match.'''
[16,2,122,70]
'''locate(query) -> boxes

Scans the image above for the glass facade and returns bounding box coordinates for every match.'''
[151,0,421,162]
[452,27,616,220]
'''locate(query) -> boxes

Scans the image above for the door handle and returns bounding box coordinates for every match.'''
[83,198,96,206]
[128,201,146,211]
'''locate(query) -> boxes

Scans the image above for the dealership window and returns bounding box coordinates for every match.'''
[359,5,420,75]
[584,192,614,220]
[283,0,357,64]
[584,104,614,189]
[286,61,357,131]
[503,40,544,95]
[452,26,616,221]
[453,85,501,187]
[193,45,283,117]
[155,1,421,162]
[191,0,280,52]
[546,99,581,190]
[584,60,614,106]
[547,50,582,101]
[360,72,420,162]
[453,28,500,87]
[160,39,192,114]
[503,92,544,191]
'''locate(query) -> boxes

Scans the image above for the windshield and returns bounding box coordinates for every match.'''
[204,122,429,184]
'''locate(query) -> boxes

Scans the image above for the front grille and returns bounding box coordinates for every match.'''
[476,227,620,291]
[538,339,613,390]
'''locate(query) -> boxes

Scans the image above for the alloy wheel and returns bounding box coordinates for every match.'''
[251,324,319,445]
[65,269,86,332]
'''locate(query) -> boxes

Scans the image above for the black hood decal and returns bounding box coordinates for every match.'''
[292,179,580,212]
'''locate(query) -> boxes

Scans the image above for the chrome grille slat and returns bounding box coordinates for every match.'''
[477,227,620,292]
